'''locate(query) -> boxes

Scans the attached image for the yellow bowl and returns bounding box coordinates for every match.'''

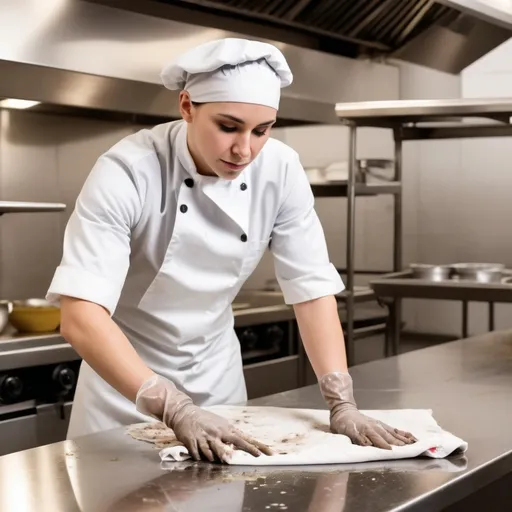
[8,299,61,333]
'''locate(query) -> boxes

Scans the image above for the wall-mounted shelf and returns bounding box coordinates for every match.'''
[0,201,66,215]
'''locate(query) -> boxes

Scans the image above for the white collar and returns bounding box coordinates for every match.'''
[175,121,249,189]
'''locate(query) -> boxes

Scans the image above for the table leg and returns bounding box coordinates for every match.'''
[489,302,495,332]
[385,300,401,357]
[385,304,393,358]
[462,301,469,338]
[392,299,401,356]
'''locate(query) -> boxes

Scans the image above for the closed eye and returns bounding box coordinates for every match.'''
[218,124,269,137]
[219,124,236,133]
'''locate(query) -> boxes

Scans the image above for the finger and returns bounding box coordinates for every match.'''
[198,438,215,462]
[398,430,418,443]
[385,425,418,444]
[225,433,262,458]
[238,432,274,456]
[392,430,417,444]
[186,438,201,461]
[208,439,224,464]
[356,434,372,447]
[366,430,392,450]
[375,425,405,447]
[210,438,231,464]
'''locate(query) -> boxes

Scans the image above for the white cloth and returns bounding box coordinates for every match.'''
[160,38,293,109]
[46,120,343,438]
[159,406,468,466]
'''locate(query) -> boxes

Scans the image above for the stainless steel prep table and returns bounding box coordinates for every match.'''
[370,269,512,355]
[1,329,511,512]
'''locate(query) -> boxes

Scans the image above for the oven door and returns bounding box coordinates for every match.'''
[0,400,73,456]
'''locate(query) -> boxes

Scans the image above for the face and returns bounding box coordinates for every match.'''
[179,91,277,180]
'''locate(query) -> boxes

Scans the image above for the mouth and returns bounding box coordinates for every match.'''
[221,160,248,171]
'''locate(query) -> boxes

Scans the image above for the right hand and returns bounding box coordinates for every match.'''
[171,403,274,463]
[135,374,273,463]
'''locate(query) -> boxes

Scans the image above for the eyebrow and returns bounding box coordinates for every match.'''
[217,113,276,127]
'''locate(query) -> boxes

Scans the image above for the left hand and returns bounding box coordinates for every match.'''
[319,371,418,450]
[330,406,417,450]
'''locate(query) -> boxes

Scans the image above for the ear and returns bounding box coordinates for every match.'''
[179,91,194,123]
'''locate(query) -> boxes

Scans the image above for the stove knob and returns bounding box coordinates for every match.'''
[52,365,76,392]
[266,325,284,349]
[240,328,258,351]
[0,375,23,404]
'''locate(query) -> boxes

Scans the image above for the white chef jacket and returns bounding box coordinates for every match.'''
[47,119,344,438]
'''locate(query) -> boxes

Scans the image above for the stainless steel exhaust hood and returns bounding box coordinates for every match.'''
[1,0,511,125]
[108,0,512,73]
[0,0,345,126]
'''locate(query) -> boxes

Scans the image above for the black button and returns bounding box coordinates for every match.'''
[240,183,247,191]
[180,204,188,213]
[240,234,247,242]
[185,178,194,188]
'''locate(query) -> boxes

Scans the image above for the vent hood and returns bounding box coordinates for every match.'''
[1,0,511,125]
[0,0,345,126]
[104,0,512,73]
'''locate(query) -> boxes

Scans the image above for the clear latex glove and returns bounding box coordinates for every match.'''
[135,374,273,463]
[319,372,418,450]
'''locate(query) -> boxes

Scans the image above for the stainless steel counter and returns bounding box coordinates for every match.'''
[1,329,512,511]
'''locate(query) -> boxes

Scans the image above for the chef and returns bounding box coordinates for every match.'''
[47,38,416,463]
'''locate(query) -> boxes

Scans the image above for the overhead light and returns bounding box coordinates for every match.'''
[0,99,41,110]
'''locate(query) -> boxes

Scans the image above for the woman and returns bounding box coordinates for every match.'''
[47,38,416,463]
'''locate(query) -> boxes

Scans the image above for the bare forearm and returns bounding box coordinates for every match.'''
[60,297,154,402]
[293,295,347,378]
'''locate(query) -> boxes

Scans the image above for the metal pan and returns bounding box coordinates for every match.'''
[410,264,451,281]
[450,263,505,283]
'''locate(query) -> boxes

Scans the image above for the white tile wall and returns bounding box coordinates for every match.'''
[457,39,512,335]
[395,39,512,337]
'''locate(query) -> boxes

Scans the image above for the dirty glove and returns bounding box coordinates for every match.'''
[319,372,418,450]
[135,374,273,463]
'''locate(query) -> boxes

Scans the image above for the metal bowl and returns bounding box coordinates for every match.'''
[450,263,505,283]
[0,301,12,333]
[410,264,451,281]
[8,298,60,333]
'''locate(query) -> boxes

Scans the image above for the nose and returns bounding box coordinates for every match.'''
[232,133,251,161]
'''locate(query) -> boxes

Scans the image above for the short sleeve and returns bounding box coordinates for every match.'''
[46,153,143,315]
[270,152,344,304]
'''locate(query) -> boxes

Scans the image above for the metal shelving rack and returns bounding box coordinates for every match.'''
[328,98,512,366]
[310,164,402,366]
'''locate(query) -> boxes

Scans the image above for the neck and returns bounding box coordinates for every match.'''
[185,130,216,177]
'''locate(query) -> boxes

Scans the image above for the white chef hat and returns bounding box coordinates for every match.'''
[160,38,293,110]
